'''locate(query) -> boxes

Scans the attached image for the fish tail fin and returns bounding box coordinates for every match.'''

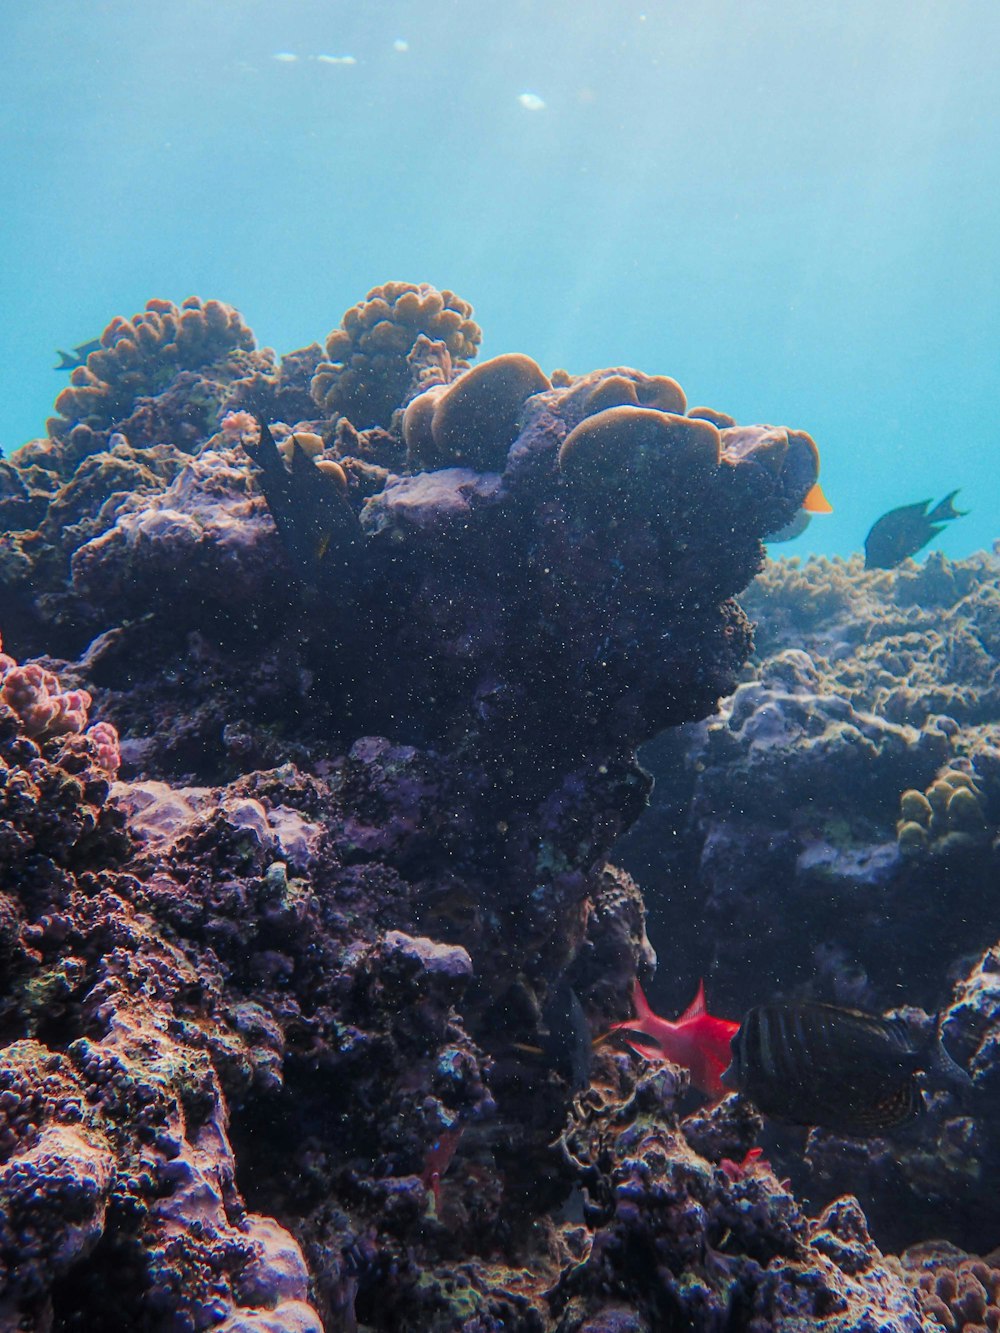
[926,1021,973,1093]
[927,490,969,522]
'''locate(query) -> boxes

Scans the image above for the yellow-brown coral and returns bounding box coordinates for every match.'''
[578,370,686,418]
[405,353,550,471]
[903,1241,1000,1331]
[897,766,989,855]
[49,297,255,437]
[310,282,482,430]
[558,406,721,504]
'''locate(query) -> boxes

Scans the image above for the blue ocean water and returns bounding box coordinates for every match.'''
[1,0,996,561]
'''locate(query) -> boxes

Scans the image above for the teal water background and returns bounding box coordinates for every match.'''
[2,0,997,561]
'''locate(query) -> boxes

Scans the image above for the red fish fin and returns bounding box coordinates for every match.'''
[631,977,656,1022]
[679,979,707,1023]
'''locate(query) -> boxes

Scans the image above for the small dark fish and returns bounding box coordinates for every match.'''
[54,338,102,371]
[864,490,968,570]
[721,1001,969,1136]
[508,977,593,1091]
[540,978,593,1091]
[245,414,363,582]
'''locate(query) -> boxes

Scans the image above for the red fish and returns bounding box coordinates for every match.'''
[610,978,739,1099]
[421,1126,463,1213]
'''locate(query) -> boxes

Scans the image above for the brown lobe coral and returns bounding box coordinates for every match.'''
[406,352,551,470]
[310,282,482,429]
[558,405,722,505]
[581,370,687,417]
[49,297,255,439]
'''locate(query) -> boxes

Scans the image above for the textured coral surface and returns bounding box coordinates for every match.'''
[0,287,944,1330]
[620,546,1000,1253]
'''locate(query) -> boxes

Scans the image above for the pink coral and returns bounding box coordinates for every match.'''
[84,720,122,777]
[0,633,120,770]
[0,656,91,738]
[220,409,260,445]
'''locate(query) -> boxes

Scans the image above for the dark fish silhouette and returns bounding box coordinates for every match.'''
[864,491,967,570]
[540,978,593,1091]
[721,1001,969,1136]
[54,338,102,371]
[508,978,593,1091]
[245,414,363,581]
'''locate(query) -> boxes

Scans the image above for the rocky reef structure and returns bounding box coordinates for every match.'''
[0,284,938,1329]
[0,637,320,1330]
[619,547,1000,1251]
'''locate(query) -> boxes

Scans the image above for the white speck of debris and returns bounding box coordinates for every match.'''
[393,38,409,52]
[518,91,546,111]
[316,53,357,65]
[272,52,298,62]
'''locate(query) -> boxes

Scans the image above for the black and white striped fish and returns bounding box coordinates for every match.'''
[721,1001,969,1136]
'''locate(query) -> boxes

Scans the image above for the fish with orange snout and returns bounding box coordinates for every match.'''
[766,480,834,544]
[607,978,739,1100]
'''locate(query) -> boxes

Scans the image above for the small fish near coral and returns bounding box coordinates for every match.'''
[53,338,102,371]
[608,978,739,1099]
[721,1000,971,1136]
[244,413,364,583]
[764,480,834,543]
[864,490,967,569]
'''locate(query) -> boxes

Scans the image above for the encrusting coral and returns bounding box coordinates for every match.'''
[0,639,322,1330]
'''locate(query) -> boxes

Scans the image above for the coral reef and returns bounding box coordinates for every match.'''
[901,1241,1000,1331]
[0,280,953,1330]
[0,641,321,1330]
[618,545,1000,1251]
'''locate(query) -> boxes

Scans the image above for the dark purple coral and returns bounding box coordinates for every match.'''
[0,643,322,1330]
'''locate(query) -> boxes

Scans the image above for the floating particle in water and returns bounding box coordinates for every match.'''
[517,92,546,111]
[316,53,357,65]
[273,52,298,63]
[393,38,409,53]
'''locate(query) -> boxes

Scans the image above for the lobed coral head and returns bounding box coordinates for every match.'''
[0,631,120,772]
[0,646,91,739]
[49,296,255,438]
[404,352,550,470]
[310,282,482,429]
[559,405,722,512]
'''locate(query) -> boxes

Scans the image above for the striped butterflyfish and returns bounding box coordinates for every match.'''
[721,1001,968,1137]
